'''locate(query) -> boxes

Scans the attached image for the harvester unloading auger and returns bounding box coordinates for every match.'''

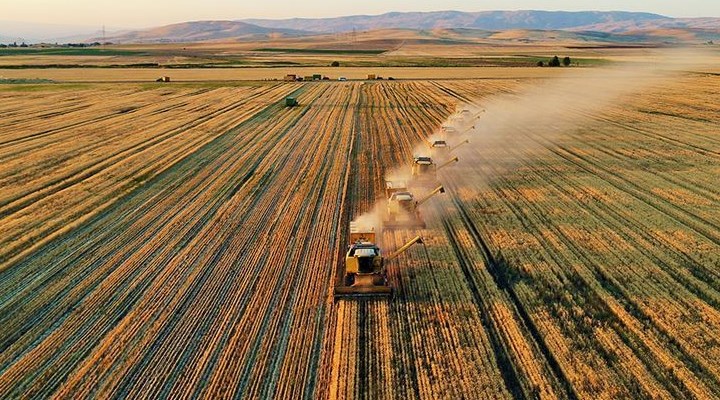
[384,184,445,229]
[449,139,469,153]
[334,223,426,299]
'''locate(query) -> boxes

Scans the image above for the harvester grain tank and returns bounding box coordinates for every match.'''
[385,185,445,229]
[334,222,425,299]
[385,180,408,198]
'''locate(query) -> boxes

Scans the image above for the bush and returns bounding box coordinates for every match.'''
[549,56,561,67]
[563,56,571,67]
[330,61,340,67]
[536,61,544,67]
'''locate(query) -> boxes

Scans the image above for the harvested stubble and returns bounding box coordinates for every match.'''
[1,75,719,399]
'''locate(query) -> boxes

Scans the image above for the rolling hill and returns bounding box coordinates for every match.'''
[103,20,310,43]
[107,11,719,44]
[244,10,672,33]
[7,10,719,45]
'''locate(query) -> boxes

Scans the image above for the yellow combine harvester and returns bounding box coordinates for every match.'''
[384,183,445,229]
[411,156,458,187]
[457,108,484,131]
[334,222,425,299]
[441,125,458,135]
[429,139,469,157]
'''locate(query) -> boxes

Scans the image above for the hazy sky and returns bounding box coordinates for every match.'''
[5,0,719,29]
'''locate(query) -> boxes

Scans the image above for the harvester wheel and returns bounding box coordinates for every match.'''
[345,274,355,286]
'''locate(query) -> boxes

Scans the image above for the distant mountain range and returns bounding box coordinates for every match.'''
[104,20,309,43]
[3,11,720,44]
[243,10,671,33]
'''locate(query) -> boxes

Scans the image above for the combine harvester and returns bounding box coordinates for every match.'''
[384,182,445,229]
[441,125,458,135]
[429,139,448,153]
[429,139,469,158]
[441,108,484,134]
[285,97,298,107]
[410,156,458,187]
[334,222,426,299]
[457,108,484,131]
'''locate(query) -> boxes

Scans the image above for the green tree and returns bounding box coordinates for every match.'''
[549,56,561,67]
[563,56,571,66]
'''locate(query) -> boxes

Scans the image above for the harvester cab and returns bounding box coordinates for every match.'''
[334,222,425,299]
[385,185,445,229]
[429,140,449,156]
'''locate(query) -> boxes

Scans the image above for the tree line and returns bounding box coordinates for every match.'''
[537,56,572,67]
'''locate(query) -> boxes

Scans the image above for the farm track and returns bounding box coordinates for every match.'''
[1,75,718,399]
